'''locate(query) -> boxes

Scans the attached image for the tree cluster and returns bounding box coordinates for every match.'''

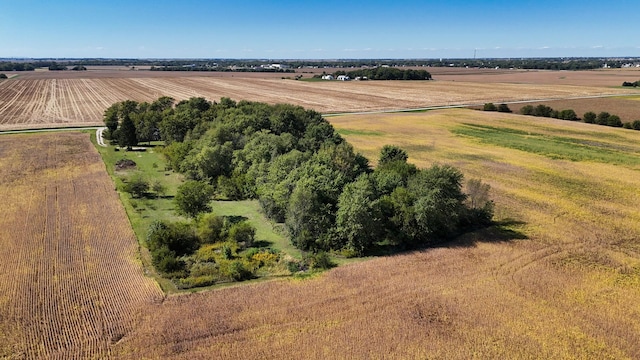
[103,96,175,149]
[517,105,640,130]
[105,97,493,256]
[520,105,579,121]
[333,67,432,80]
[105,98,492,255]
[483,103,512,112]
[622,80,640,87]
[0,73,7,79]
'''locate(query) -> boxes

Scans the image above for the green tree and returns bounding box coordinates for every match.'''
[596,112,611,125]
[196,213,226,243]
[228,221,256,248]
[379,145,408,165]
[122,173,149,198]
[497,103,512,113]
[520,105,535,115]
[583,111,597,123]
[558,109,578,121]
[483,103,498,111]
[174,180,214,218]
[103,104,119,136]
[335,174,382,255]
[117,113,138,150]
[0,73,7,79]
[606,114,622,127]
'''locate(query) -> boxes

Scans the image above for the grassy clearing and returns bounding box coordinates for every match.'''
[211,200,302,259]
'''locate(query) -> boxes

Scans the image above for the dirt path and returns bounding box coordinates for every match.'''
[96,127,107,147]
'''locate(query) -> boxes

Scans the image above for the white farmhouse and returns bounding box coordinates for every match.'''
[337,75,350,81]
[321,74,335,80]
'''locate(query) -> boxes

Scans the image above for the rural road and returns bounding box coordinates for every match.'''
[96,127,107,147]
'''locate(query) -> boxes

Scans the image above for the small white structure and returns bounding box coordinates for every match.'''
[321,74,334,80]
[337,75,350,81]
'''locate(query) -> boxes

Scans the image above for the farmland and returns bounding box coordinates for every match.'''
[2,67,640,358]
[1,68,639,131]
[103,109,640,358]
[0,132,163,358]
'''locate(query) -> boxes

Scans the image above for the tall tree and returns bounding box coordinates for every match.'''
[118,113,138,150]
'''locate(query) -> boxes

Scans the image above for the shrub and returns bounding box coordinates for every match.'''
[196,213,225,243]
[307,251,335,270]
[583,111,597,123]
[222,260,253,281]
[483,103,497,111]
[520,105,534,115]
[121,173,149,198]
[497,103,512,113]
[147,220,200,256]
[151,246,185,274]
[228,221,256,248]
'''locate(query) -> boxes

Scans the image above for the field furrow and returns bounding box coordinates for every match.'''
[0,132,163,358]
[1,71,638,131]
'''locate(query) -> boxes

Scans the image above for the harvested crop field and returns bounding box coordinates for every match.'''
[0,132,163,358]
[507,95,640,123]
[105,109,640,358]
[1,69,638,130]
[429,67,640,87]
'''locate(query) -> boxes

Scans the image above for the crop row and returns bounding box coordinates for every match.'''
[0,133,163,358]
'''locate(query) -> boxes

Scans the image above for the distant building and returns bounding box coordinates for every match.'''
[321,74,335,80]
[337,75,350,81]
[262,63,289,70]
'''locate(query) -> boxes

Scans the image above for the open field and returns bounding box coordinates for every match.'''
[507,95,640,123]
[100,109,640,358]
[0,132,163,358]
[1,69,638,131]
[428,67,640,87]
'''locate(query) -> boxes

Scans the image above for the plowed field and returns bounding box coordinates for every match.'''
[1,69,638,130]
[0,132,163,358]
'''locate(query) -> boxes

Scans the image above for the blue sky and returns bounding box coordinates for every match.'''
[1,0,638,59]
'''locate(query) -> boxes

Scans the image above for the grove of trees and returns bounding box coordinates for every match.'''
[105,97,494,260]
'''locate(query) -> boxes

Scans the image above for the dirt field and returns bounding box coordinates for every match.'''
[1,68,638,131]
[103,110,640,358]
[0,132,163,358]
[506,95,640,123]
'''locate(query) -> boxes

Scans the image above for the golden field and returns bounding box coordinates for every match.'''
[106,109,640,358]
[0,133,163,359]
[1,68,638,130]
[1,67,640,358]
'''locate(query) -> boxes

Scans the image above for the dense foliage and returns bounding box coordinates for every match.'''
[333,67,432,80]
[105,97,493,257]
[516,104,640,129]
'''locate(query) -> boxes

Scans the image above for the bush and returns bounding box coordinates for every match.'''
[222,260,253,281]
[483,103,497,111]
[497,103,512,113]
[196,213,226,243]
[583,111,597,123]
[228,221,256,248]
[147,220,200,256]
[121,173,149,198]
[151,246,185,274]
[307,251,335,270]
